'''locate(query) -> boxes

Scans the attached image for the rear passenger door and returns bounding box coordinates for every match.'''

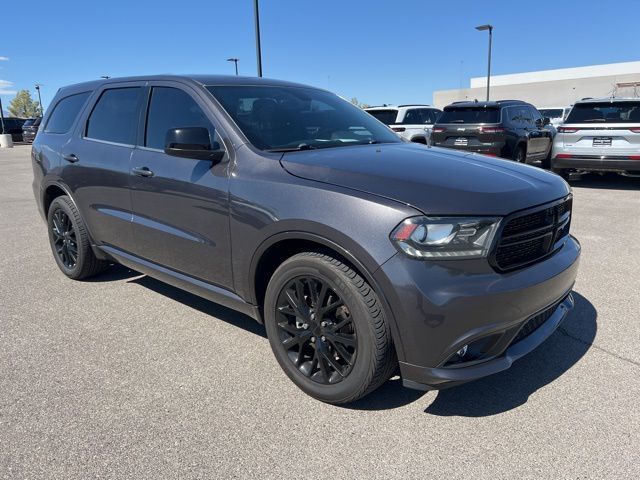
[64,83,145,253]
[128,83,233,289]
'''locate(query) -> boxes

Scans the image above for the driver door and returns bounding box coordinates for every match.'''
[129,83,233,289]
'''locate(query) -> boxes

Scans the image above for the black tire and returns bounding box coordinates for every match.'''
[47,195,109,280]
[264,252,397,404]
[513,145,526,163]
[541,147,552,169]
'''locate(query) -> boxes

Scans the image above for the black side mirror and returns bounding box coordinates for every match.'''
[164,127,225,162]
[542,117,551,126]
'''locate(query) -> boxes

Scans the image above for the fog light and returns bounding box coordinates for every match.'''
[456,345,468,358]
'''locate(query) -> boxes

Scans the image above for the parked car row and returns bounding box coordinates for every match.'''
[364,96,640,178]
[22,117,42,143]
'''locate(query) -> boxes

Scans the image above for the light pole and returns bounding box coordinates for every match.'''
[227,58,239,75]
[34,84,44,116]
[254,0,263,77]
[475,24,493,101]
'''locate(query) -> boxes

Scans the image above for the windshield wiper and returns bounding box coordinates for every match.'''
[266,143,317,153]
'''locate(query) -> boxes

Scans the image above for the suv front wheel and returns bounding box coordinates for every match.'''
[264,252,396,404]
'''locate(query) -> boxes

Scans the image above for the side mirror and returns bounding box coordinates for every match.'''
[542,117,551,126]
[164,127,225,162]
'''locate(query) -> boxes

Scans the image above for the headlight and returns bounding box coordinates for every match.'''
[390,217,501,259]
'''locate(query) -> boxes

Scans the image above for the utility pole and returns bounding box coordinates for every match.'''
[0,97,5,134]
[35,84,44,116]
[227,58,239,75]
[475,25,493,101]
[254,0,263,77]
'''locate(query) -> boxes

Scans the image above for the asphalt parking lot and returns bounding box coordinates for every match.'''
[1,144,639,479]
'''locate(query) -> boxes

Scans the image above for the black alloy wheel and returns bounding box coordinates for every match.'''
[51,209,78,269]
[275,275,356,384]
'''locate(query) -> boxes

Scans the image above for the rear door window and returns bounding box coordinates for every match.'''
[44,92,91,134]
[401,108,439,125]
[438,107,499,124]
[85,87,142,144]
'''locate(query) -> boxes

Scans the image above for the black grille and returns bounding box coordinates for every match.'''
[493,197,572,271]
[511,297,565,344]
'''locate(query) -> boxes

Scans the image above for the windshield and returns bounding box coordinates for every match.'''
[206,85,401,151]
[437,107,499,124]
[538,109,563,119]
[565,102,640,123]
[366,109,398,125]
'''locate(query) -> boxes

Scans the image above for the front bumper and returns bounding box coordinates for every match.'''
[553,154,640,173]
[374,235,581,390]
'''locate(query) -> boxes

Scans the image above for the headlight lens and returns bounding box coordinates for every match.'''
[390,217,501,259]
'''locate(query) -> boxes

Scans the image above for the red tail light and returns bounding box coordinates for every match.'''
[391,127,406,132]
[558,127,578,133]
[629,128,640,133]
[629,155,640,160]
[555,154,572,159]
[432,127,446,133]
[479,127,504,134]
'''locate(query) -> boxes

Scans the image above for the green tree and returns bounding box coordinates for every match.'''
[8,90,41,118]
[350,97,371,109]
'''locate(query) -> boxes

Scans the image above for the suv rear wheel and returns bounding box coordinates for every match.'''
[47,195,109,280]
[264,252,396,404]
[513,145,526,163]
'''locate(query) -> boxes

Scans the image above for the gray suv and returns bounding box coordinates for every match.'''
[32,75,580,404]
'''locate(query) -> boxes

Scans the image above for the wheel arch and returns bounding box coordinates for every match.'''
[249,232,406,361]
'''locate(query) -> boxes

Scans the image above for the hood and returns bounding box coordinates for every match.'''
[280,143,569,216]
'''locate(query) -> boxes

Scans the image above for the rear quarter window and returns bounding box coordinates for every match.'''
[366,109,399,125]
[44,92,91,134]
[85,87,141,145]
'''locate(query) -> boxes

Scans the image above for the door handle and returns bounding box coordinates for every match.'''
[62,153,79,163]
[132,166,154,177]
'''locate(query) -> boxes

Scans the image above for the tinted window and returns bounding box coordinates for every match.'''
[438,107,499,124]
[401,108,440,125]
[86,88,141,144]
[539,108,563,119]
[22,119,35,128]
[565,101,640,123]
[44,92,90,134]
[366,109,398,125]
[207,86,401,151]
[145,87,215,149]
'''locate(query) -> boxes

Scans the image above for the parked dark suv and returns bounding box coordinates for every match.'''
[431,100,553,166]
[1,116,26,142]
[22,116,42,143]
[32,76,580,404]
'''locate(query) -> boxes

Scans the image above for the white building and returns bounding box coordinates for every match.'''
[433,60,640,109]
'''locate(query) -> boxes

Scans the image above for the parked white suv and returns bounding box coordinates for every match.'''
[551,98,640,178]
[365,105,441,144]
[538,106,572,127]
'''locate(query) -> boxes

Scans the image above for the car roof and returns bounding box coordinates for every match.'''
[573,97,640,104]
[365,104,436,111]
[55,74,321,97]
[445,99,529,109]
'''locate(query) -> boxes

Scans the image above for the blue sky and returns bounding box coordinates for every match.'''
[2,0,640,111]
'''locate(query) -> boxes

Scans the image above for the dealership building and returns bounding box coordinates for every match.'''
[432,60,640,109]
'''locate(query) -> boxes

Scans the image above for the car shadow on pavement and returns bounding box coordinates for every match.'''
[423,292,596,417]
[568,173,639,190]
[127,274,267,338]
[85,264,141,282]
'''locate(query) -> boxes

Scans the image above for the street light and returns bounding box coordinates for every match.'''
[475,24,493,101]
[34,84,44,116]
[254,0,263,77]
[226,58,239,75]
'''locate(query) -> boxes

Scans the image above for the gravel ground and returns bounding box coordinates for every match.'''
[1,145,639,479]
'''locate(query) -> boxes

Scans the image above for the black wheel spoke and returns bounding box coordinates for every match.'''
[275,273,357,386]
[50,209,78,269]
[326,332,356,348]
